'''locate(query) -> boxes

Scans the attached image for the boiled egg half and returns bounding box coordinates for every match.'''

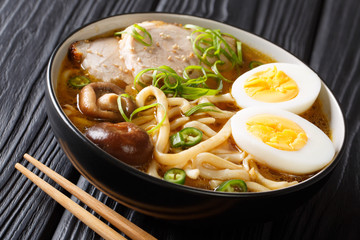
[231,63,321,114]
[231,107,335,174]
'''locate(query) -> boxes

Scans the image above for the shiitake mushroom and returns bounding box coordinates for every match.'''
[85,122,153,167]
[79,82,136,122]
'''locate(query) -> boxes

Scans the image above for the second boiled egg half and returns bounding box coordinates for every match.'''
[231,107,335,175]
[231,63,321,114]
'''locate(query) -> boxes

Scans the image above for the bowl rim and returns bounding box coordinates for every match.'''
[46,12,347,199]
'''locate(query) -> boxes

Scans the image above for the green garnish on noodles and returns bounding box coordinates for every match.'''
[184,102,221,116]
[117,94,166,134]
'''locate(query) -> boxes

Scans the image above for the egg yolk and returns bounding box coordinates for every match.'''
[246,114,307,151]
[243,66,299,103]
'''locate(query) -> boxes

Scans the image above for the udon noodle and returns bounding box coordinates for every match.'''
[133,86,298,192]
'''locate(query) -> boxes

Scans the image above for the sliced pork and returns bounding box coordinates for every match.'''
[69,21,237,87]
[69,37,133,85]
[119,21,198,80]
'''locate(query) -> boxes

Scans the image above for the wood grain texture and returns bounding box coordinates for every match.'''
[0,0,359,239]
[304,0,360,239]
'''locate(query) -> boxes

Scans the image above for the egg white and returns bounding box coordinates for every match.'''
[231,63,321,114]
[231,107,335,175]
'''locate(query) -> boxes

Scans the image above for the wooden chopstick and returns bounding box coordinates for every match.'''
[14,163,125,240]
[15,154,157,240]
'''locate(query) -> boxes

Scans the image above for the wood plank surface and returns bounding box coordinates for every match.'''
[0,0,359,239]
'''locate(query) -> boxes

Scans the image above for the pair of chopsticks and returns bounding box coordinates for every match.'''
[15,154,157,240]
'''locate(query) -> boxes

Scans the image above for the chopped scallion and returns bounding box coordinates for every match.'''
[170,127,203,148]
[115,24,152,46]
[134,65,223,100]
[117,94,132,122]
[184,24,243,81]
[249,61,263,69]
[117,95,166,134]
[184,102,221,116]
[164,168,186,185]
[216,179,247,192]
[68,76,90,88]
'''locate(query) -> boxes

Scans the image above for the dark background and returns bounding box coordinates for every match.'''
[0,0,359,239]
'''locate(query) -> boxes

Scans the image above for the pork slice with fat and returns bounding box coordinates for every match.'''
[119,21,198,81]
[69,37,133,86]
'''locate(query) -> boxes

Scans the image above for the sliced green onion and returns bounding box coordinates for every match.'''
[164,168,186,185]
[211,60,232,82]
[183,24,206,32]
[249,61,263,69]
[117,95,167,134]
[169,132,184,148]
[184,102,221,116]
[117,94,132,122]
[115,24,152,46]
[183,65,207,80]
[236,41,243,66]
[134,103,167,134]
[209,29,240,66]
[170,127,203,148]
[184,24,243,73]
[68,76,90,88]
[134,65,223,100]
[180,127,203,147]
[216,179,247,192]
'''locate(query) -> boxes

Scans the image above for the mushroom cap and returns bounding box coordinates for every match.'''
[85,122,154,167]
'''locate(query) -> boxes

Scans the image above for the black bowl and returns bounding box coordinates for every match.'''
[46,13,346,221]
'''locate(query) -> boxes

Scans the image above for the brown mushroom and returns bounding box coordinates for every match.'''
[85,122,154,167]
[79,82,136,121]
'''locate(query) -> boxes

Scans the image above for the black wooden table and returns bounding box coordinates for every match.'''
[1,0,359,239]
